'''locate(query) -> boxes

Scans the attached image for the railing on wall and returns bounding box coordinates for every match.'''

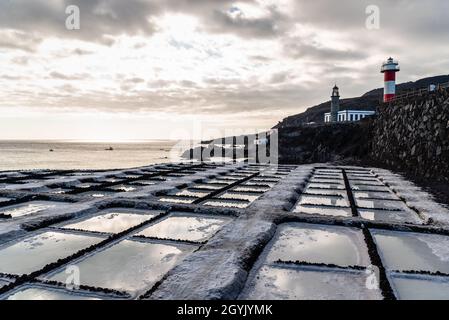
[384,81,449,104]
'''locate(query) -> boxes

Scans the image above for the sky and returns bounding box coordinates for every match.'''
[0,0,448,141]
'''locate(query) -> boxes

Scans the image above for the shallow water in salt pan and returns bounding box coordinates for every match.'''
[175,190,209,198]
[159,197,196,204]
[218,193,259,202]
[389,273,449,300]
[0,231,103,275]
[0,201,65,218]
[48,239,195,296]
[203,199,249,209]
[136,214,230,242]
[266,224,369,267]
[298,195,349,207]
[293,204,352,217]
[358,208,421,224]
[241,265,382,300]
[350,185,390,192]
[0,279,11,289]
[356,198,409,211]
[233,186,269,193]
[62,210,159,234]
[303,189,347,197]
[307,183,345,190]
[372,229,449,273]
[0,197,11,203]
[353,191,398,200]
[6,287,101,300]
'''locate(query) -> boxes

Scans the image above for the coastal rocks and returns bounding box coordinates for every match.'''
[278,121,373,164]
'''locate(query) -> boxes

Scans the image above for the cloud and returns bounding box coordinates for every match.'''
[0,30,42,52]
[48,71,90,80]
[206,6,284,38]
[0,0,159,44]
[1,0,449,137]
[72,48,94,55]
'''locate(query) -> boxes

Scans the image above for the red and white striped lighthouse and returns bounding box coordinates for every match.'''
[381,57,400,102]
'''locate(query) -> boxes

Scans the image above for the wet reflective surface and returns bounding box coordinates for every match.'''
[0,231,103,275]
[6,287,101,300]
[0,201,66,218]
[266,224,369,267]
[298,194,349,207]
[389,273,449,300]
[203,199,249,209]
[62,210,160,234]
[307,183,346,190]
[48,239,195,296]
[159,197,196,204]
[135,214,230,242]
[293,204,352,217]
[359,208,421,224]
[353,191,398,200]
[356,198,410,210]
[241,265,382,300]
[372,229,449,273]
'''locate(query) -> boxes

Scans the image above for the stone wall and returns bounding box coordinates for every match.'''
[371,89,449,181]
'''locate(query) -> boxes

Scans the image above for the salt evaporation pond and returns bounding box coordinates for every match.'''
[62,210,160,234]
[79,191,115,198]
[307,183,346,190]
[389,273,449,300]
[0,197,12,204]
[159,197,196,204]
[350,185,390,192]
[241,265,382,300]
[0,231,103,275]
[47,239,195,296]
[355,198,410,211]
[303,189,347,197]
[135,213,230,242]
[266,223,370,267]
[297,194,349,207]
[218,193,260,202]
[175,190,209,198]
[353,190,398,200]
[203,199,249,209]
[372,229,449,273]
[358,208,421,224]
[0,201,70,218]
[293,204,352,217]
[0,279,11,289]
[6,286,101,300]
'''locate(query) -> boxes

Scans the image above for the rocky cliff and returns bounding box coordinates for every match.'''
[278,121,373,164]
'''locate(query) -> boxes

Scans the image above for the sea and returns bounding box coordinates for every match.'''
[0,140,192,171]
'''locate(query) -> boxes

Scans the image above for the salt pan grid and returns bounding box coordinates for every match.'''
[1,163,449,300]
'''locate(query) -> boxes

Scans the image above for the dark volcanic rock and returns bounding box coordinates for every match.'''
[278,120,374,164]
[371,88,449,182]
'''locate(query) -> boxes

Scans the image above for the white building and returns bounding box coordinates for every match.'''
[324,85,375,123]
[324,110,375,123]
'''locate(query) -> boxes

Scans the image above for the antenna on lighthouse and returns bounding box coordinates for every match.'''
[381,57,400,102]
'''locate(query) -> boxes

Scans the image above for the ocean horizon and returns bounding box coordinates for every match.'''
[0,139,191,171]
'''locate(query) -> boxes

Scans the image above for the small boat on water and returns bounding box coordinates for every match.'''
[49,149,54,152]
[105,147,114,151]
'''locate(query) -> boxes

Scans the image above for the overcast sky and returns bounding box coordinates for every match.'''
[0,0,448,140]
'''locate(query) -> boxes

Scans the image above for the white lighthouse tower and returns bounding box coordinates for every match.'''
[381,57,400,102]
